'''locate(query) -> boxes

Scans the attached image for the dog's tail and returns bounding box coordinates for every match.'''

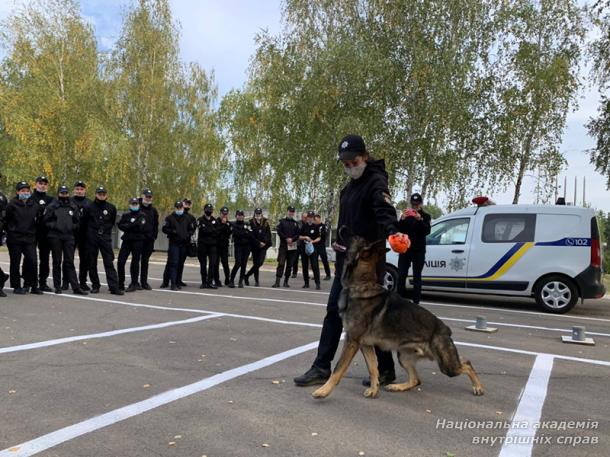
[430,328,462,378]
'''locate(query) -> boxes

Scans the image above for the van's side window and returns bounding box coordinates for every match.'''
[427,218,470,245]
[482,214,536,243]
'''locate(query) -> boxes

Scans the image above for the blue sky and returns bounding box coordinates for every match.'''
[0,0,607,212]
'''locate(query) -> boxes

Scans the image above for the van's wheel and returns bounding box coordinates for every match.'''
[534,275,578,314]
[384,264,399,292]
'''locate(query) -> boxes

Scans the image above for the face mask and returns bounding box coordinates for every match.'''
[59,195,69,201]
[175,210,184,216]
[184,207,190,213]
[204,210,213,216]
[129,206,139,212]
[18,193,30,200]
[344,161,367,179]
[255,215,261,220]
[142,201,151,207]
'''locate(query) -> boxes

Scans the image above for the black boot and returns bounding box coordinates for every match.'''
[39,284,52,293]
[238,279,244,288]
[126,284,138,293]
[272,277,281,288]
[243,275,250,286]
[283,278,290,288]
[55,288,63,294]
[302,283,310,289]
[61,281,69,291]
[73,287,88,296]
[293,366,331,387]
[315,282,321,290]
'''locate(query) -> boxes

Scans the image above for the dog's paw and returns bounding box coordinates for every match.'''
[311,387,330,399]
[472,385,484,396]
[363,387,379,398]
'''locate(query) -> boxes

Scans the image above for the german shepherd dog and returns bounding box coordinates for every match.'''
[312,236,484,399]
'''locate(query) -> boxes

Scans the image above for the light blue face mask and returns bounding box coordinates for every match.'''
[129,206,139,212]
[175,210,184,216]
[18,193,31,200]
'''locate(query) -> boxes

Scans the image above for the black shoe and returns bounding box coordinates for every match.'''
[362,371,396,387]
[90,287,100,294]
[110,289,125,296]
[14,288,27,295]
[208,283,217,290]
[55,288,63,294]
[159,282,168,289]
[291,273,297,279]
[302,283,310,289]
[272,278,281,288]
[244,276,250,286]
[283,279,290,288]
[315,283,321,290]
[178,281,187,287]
[171,285,179,291]
[40,284,53,293]
[214,281,223,288]
[61,282,69,291]
[254,281,260,287]
[136,284,142,290]
[238,280,244,288]
[141,283,152,290]
[73,288,88,296]
[324,275,331,281]
[30,287,44,295]
[126,284,138,293]
[80,284,91,291]
[224,278,230,286]
[227,282,235,288]
[294,366,331,387]
[0,289,6,298]
[199,284,207,289]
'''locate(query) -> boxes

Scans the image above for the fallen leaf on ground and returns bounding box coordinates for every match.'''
[272,380,280,384]
[174,435,182,439]
[142,384,151,388]
[262,443,270,447]
[311,432,318,436]
[168,441,176,446]
[425,409,432,413]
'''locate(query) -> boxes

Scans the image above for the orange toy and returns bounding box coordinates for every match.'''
[388,233,411,254]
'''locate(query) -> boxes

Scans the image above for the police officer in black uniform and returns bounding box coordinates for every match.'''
[197,203,219,289]
[63,180,90,291]
[32,176,54,291]
[83,186,123,295]
[314,214,332,280]
[397,193,431,303]
[214,206,232,287]
[300,210,322,290]
[162,201,195,291]
[138,188,158,290]
[228,210,252,288]
[245,207,272,287]
[291,212,308,279]
[273,206,300,288]
[294,134,401,387]
[118,197,148,292]
[0,183,10,297]
[5,181,42,295]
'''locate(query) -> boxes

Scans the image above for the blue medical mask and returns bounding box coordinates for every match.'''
[129,206,139,212]
[18,193,30,200]
[175,210,184,216]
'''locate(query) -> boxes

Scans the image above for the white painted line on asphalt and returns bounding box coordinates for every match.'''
[0,340,320,457]
[0,314,222,355]
[498,354,554,457]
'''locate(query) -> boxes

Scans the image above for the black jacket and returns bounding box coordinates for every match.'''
[197,215,219,245]
[250,217,272,249]
[83,199,117,241]
[118,210,148,242]
[276,217,300,247]
[138,200,159,241]
[5,197,39,244]
[43,198,80,240]
[318,222,329,244]
[162,212,195,245]
[398,210,431,253]
[216,216,232,247]
[0,191,7,237]
[231,220,254,246]
[71,196,90,239]
[33,190,54,240]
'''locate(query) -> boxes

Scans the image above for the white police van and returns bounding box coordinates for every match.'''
[385,197,605,313]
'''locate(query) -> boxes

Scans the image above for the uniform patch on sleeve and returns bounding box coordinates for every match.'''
[382,192,393,205]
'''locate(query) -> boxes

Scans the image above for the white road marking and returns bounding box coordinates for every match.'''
[498,354,554,457]
[0,340,320,457]
[153,287,326,306]
[0,314,221,355]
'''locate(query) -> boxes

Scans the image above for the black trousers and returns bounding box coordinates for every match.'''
[276,244,298,279]
[292,243,306,276]
[49,237,78,290]
[37,237,51,287]
[118,240,143,288]
[316,243,331,277]
[0,265,7,288]
[214,244,230,284]
[166,242,187,286]
[63,236,89,287]
[246,246,267,282]
[312,260,393,373]
[230,244,251,282]
[398,250,426,303]
[302,249,320,285]
[87,237,119,291]
[140,239,155,286]
[198,243,217,285]
[8,241,37,289]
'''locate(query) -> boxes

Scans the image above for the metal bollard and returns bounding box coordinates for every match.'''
[466,315,498,333]
[562,325,595,345]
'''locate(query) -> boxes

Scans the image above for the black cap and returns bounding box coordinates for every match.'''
[254,207,262,214]
[142,188,153,197]
[58,185,69,194]
[307,210,315,217]
[182,198,192,205]
[338,134,366,160]
[410,193,423,204]
[204,203,213,211]
[16,181,30,191]
[236,209,244,216]
[220,206,229,214]
[74,180,86,188]
[36,175,49,183]
[95,186,107,194]
[287,205,296,212]
[174,200,184,209]
[129,197,139,204]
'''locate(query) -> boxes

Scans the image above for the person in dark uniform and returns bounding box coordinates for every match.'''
[0,184,9,297]
[32,176,54,291]
[314,214,332,280]
[5,181,42,295]
[197,203,219,289]
[138,188,158,290]
[161,197,195,288]
[273,206,300,288]
[294,134,402,386]
[117,197,148,292]
[397,193,431,303]
[300,210,322,290]
[82,186,123,295]
[162,201,195,291]
[63,180,90,291]
[228,210,252,288]
[213,206,232,287]
[291,212,308,279]
[245,207,272,287]
[43,185,87,295]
